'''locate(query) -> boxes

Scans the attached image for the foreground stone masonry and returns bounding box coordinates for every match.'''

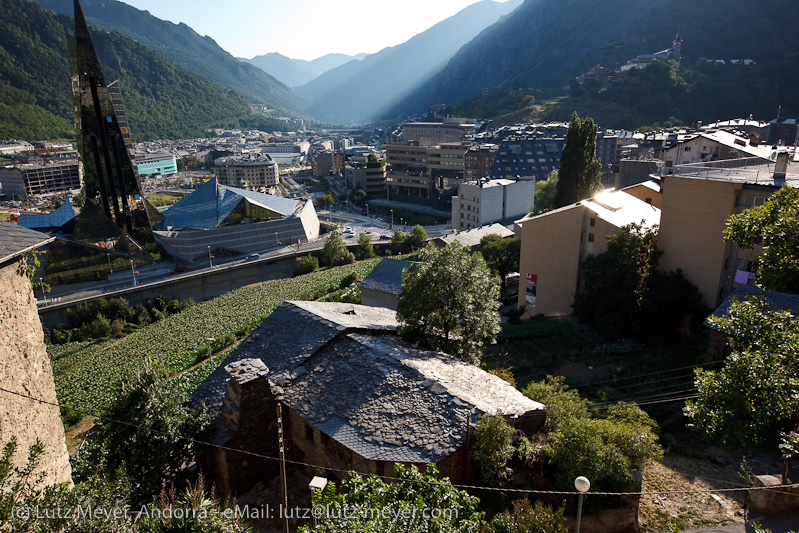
[0,222,71,488]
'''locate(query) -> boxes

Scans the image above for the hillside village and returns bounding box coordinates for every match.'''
[3,1,799,532]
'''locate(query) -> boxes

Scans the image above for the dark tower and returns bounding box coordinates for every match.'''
[66,0,159,258]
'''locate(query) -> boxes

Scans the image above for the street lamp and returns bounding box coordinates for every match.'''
[39,277,47,306]
[130,260,136,287]
[107,253,113,274]
[390,209,394,229]
[274,232,279,248]
[365,202,369,217]
[574,476,590,533]
[207,246,213,268]
[205,337,215,362]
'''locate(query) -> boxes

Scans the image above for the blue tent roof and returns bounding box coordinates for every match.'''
[160,178,299,230]
[17,199,75,230]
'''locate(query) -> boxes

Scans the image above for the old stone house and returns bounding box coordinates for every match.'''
[193,300,544,497]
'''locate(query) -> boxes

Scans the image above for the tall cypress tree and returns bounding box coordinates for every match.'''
[554,112,603,208]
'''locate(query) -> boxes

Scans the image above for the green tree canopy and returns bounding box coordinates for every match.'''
[355,232,374,260]
[724,184,799,293]
[554,112,602,208]
[86,359,210,504]
[320,233,354,266]
[397,242,500,364]
[405,224,428,251]
[531,170,559,215]
[478,235,520,291]
[685,296,799,482]
[300,464,485,532]
[349,187,367,207]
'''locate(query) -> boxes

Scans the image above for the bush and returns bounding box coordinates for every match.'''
[490,499,567,533]
[474,414,516,481]
[339,272,357,289]
[522,376,589,431]
[295,254,319,275]
[487,368,517,388]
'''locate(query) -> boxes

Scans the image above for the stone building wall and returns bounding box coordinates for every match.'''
[0,257,71,486]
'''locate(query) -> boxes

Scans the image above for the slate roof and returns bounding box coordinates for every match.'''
[359,258,413,296]
[433,223,515,248]
[706,285,799,329]
[0,221,53,264]
[193,300,544,463]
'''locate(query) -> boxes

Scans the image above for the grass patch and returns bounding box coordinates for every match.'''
[145,191,188,206]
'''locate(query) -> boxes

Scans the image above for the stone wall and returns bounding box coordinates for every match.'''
[750,474,799,516]
[0,258,71,487]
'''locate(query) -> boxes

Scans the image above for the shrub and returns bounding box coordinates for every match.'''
[522,376,589,431]
[488,368,517,388]
[295,254,319,275]
[490,499,567,533]
[474,414,516,481]
[339,272,357,289]
[546,405,662,492]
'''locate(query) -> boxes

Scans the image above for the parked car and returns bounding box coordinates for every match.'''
[245,253,260,261]
[171,265,189,274]
[380,234,391,240]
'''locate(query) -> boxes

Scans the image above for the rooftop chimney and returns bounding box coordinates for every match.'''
[774,151,789,182]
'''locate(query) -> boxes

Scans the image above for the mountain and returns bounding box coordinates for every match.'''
[241,52,367,88]
[292,0,522,125]
[393,0,799,120]
[31,0,308,117]
[0,0,286,141]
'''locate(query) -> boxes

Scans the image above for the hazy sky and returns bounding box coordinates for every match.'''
[119,0,505,61]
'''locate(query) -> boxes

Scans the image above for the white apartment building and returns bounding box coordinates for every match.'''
[452,178,535,230]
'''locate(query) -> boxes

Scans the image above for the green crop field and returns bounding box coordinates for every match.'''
[48,259,380,415]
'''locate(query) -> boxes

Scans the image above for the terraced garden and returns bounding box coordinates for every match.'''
[48,259,380,415]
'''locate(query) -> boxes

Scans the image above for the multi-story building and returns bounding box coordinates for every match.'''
[403,119,476,146]
[215,154,279,190]
[0,159,82,198]
[345,157,387,197]
[662,130,772,169]
[657,154,797,309]
[516,187,662,316]
[452,178,535,231]
[260,142,310,165]
[489,125,567,181]
[464,144,498,182]
[312,151,344,178]
[133,152,178,177]
[384,142,471,198]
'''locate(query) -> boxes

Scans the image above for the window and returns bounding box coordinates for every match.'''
[588,233,595,242]
[589,218,596,227]
[305,423,315,443]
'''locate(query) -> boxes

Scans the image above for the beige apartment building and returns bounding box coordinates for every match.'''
[403,120,475,146]
[215,154,279,190]
[657,156,796,309]
[517,188,661,317]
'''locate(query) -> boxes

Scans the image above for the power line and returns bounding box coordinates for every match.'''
[579,360,723,389]
[0,384,783,498]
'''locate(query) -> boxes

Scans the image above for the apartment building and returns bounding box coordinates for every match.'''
[215,154,279,190]
[452,178,535,231]
[403,120,476,146]
[0,159,83,198]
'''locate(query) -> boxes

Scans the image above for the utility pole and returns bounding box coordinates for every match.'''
[277,404,289,533]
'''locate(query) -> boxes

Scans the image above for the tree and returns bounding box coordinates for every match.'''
[531,170,558,215]
[396,242,501,364]
[321,233,354,266]
[554,112,602,208]
[478,235,520,291]
[300,464,485,533]
[572,223,660,338]
[490,499,567,533]
[685,296,799,483]
[724,184,799,293]
[389,228,406,254]
[349,187,367,207]
[317,192,335,209]
[89,359,210,504]
[355,232,374,260]
[405,224,428,251]
[295,254,319,275]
